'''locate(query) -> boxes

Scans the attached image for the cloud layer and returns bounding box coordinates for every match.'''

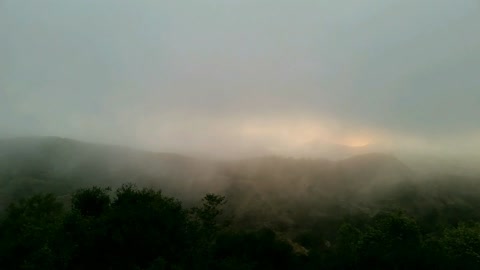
[1,0,480,157]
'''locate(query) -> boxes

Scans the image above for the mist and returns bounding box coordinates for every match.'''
[3,2,480,267]
[1,0,480,160]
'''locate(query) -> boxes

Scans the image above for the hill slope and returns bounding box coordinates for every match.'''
[2,136,480,232]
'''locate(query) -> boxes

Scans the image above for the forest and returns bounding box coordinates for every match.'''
[1,137,480,269]
[1,184,480,269]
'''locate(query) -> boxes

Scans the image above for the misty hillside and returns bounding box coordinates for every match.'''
[0,137,218,209]
[3,137,480,269]
[0,137,407,200]
[2,136,480,232]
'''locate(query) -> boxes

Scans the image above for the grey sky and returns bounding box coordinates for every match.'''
[1,0,480,156]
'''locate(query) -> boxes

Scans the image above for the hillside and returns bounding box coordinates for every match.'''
[0,137,217,208]
[1,136,480,232]
[3,137,480,269]
[0,137,411,226]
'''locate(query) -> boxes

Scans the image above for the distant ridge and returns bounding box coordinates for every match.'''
[0,136,414,211]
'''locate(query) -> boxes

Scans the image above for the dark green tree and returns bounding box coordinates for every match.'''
[0,194,65,269]
[71,186,111,217]
[357,210,423,269]
[426,222,480,269]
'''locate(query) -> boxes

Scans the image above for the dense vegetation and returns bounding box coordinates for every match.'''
[1,184,480,269]
[2,137,480,269]
[0,185,294,269]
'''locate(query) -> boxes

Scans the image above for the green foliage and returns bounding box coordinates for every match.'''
[71,186,111,217]
[191,194,228,236]
[3,183,480,269]
[335,223,362,266]
[0,194,65,269]
[106,184,189,269]
[331,210,423,269]
[425,222,480,269]
[214,228,296,270]
[357,210,422,268]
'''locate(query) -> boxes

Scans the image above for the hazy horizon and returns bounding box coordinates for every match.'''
[2,1,480,158]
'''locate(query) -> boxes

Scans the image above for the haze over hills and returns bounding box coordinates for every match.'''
[2,136,480,230]
[273,139,376,160]
[0,136,404,205]
[2,137,480,269]
[2,1,480,268]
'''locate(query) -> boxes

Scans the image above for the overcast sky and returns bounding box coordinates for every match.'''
[1,0,479,157]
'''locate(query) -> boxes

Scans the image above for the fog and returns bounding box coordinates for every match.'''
[4,3,480,268]
[1,0,480,159]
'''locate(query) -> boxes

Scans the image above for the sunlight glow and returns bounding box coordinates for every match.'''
[341,137,371,147]
[239,119,373,150]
